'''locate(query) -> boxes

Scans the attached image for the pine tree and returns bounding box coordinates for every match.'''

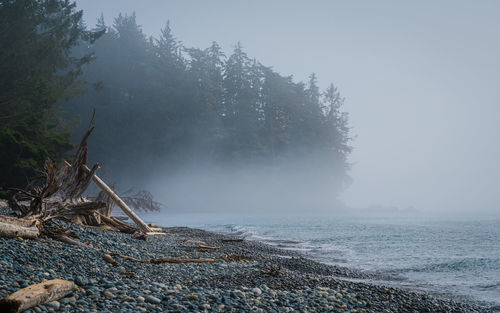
[0,0,102,189]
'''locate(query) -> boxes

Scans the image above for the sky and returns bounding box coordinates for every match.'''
[75,0,500,215]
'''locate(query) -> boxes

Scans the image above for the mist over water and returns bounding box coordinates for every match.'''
[71,0,500,309]
[145,156,346,214]
[3,1,500,312]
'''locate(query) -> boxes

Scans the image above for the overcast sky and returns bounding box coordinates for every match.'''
[76,0,500,215]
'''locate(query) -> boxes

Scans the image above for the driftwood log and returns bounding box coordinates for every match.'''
[81,164,151,233]
[0,279,75,313]
[0,215,39,239]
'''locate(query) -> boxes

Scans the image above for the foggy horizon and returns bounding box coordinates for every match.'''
[2,2,500,311]
[74,0,500,216]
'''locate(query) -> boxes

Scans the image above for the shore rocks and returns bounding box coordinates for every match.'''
[0,205,495,312]
[145,295,161,304]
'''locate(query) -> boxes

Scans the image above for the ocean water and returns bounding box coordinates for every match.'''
[145,212,500,308]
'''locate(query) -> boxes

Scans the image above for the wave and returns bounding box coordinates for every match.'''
[474,283,500,291]
[400,257,500,273]
[212,224,355,259]
[194,218,500,308]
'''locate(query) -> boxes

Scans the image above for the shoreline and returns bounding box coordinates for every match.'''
[0,206,495,312]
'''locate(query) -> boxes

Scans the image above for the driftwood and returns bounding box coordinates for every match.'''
[149,257,218,264]
[0,215,39,239]
[6,113,162,242]
[80,164,151,233]
[97,213,137,234]
[183,243,220,253]
[102,254,119,266]
[0,279,75,313]
[10,113,107,226]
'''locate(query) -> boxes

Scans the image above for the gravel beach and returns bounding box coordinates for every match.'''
[0,206,494,313]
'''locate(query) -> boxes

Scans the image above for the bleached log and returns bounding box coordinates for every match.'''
[0,279,75,313]
[0,215,38,228]
[0,222,39,239]
[0,216,39,239]
[80,165,152,233]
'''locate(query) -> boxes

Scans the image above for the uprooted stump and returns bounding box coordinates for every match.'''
[5,112,157,243]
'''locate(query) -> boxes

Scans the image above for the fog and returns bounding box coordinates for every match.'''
[139,155,347,214]
[76,0,500,216]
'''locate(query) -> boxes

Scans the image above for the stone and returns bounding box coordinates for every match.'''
[136,296,145,302]
[145,295,161,304]
[46,301,60,310]
[152,282,167,288]
[103,291,114,297]
[75,276,89,286]
[201,303,211,310]
[186,293,199,301]
[252,288,262,295]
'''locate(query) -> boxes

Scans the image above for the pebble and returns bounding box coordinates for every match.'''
[185,293,199,301]
[75,276,89,286]
[252,287,262,295]
[0,206,490,313]
[144,295,161,304]
[46,301,60,309]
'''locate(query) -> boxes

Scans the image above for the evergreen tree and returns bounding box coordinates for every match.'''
[0,0,102,189]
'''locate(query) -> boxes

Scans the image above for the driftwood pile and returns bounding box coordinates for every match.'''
[3,114,159,243]
[0,115,249,313]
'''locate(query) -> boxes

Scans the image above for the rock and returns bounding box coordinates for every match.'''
[185,293,199,301]
[103,291,114,297]
[252,288,262,295]
[46,301,60,309]
[201,303,211,310]
[145,295,161,304]
[152,282,167,288]
[60,298,70,304]
[75,276,89,286]
[136,296,145,302]
[174,284,182,290]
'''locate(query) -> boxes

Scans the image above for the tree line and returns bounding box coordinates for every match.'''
[0,1,352,200]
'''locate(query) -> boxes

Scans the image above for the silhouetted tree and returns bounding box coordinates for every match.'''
[0,0,103,189]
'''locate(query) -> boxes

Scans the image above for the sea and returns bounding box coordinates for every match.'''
[144,212,500,309]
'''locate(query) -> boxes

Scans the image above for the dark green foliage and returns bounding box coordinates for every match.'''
[64,15,352,194]
[0,0,103,189]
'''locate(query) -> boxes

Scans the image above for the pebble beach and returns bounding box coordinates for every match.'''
[0,206,494,313]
